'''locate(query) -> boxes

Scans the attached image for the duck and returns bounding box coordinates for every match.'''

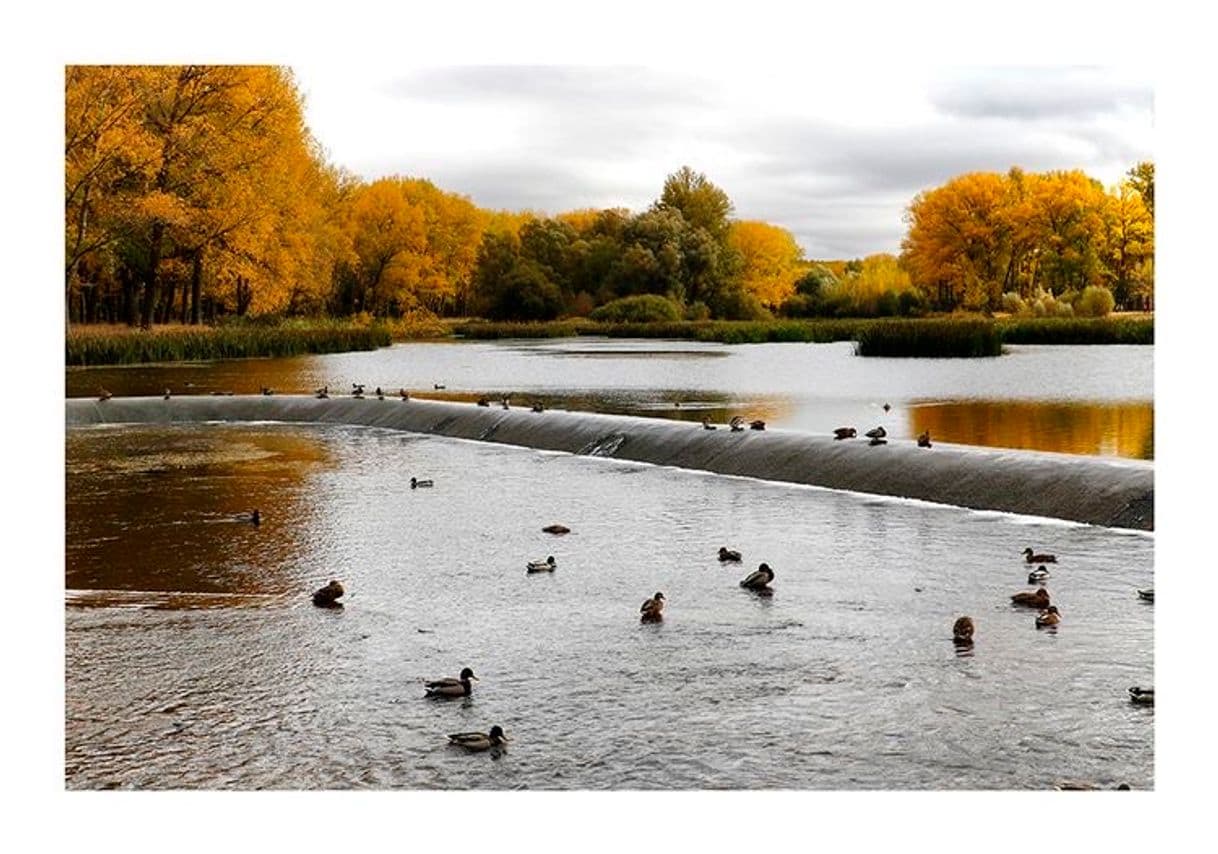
[542,524,571,535]
[501,397,511,410]
[399,388,411,401]
[447,725,508,752]
[729,416,746,433]
[434,383,446,390]
[531,402,544,413]
[1055,781,1132,791]
[869,436,887,446]
[236,509,261,526]
[209,390,235,396]
[882,402,892,413]
[260,386,275,396]
[410,477,434,489]
[1027,566,1051,584]
[424,667,478,698]
[375,387,384,400]
[640,591,665,622]
[917,430,932,448]
[311,579,344,608]
[718,547,742,563]
[833,427,857,440]
[1035,606,1062,628]
[865,426,887,439]
[1137,588,1154,602]
[97,387,112,401]
[952,616,975,644]
[163,388,172,400]
[701,418,717,431]
[476,397,491,407]
[1022,547,1057,564]
[352,383,365,398]
[315,385,329,399]
[739,562,774,591]
[1128,686,1154,706]
[527,555,557,573]
[749,420,766,431]
[1011,588,1051,609]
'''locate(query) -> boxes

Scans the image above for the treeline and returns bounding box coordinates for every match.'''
[65,66,1154,328]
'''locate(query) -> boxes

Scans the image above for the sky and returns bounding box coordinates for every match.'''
[292,65,1153,260]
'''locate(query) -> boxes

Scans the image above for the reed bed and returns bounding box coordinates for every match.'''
[66,320,392,366]
[996,316,1154,345]
[855,318,1004,357]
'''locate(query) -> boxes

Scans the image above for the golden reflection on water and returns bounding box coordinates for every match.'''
[909,401,1154,460]
[65,427,334,597]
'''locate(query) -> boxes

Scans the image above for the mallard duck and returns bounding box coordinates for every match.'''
[447,725,508,752]
[729,416,746,432]
[352,383,365,398]
[749,420,766,431]
[1035,606,1062,628]
[869,436,887,446]
[477,397,490,407]
[833,427,857,440]
[501,397,511,410]
[718,547,742,563]
[1128,687,1154,706]
[739,562,774,590]
[917,430,932,448]
[702,418,717,430]
[527,555,557,573]
[1023,547,1057,564]
[865,426,887,439]
[640,591,665,622]
[311,579,344,607]
[425,667,478,698]
[1137,588,1154,602]
[542,524,571,535]
[883,402,892,413]
[531,403,544,412]
[399,388,411,401]
[410,477,434,489]
[97,387,112,401]
[1055,781,1132,791]
[315,385,329,399]
[163,388,171,400]
[261,386,275,396]
[376,387,384,400]
[953,616,975,644]
[1028,566,1051,584]
[1011,588,1051,608]
[235,509,261,526]
[434,383,446,390]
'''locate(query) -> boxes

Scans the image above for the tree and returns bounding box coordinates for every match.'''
[654,166,734,241]
[1126,161,1154,218]
[727,220,805,308]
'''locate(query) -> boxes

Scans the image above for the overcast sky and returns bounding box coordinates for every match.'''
[292,65,1153,260]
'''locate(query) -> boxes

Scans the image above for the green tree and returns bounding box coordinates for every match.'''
[1126,161,1154,218]
[654,165,734,241]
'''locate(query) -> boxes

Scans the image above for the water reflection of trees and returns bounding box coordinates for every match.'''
[66,426,331,596]
[909,401,1153,460]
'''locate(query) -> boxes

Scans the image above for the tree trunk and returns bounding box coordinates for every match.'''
[190,251,203,325]
[141,222,165,329]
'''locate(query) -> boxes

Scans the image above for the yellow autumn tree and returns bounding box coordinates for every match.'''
[726,220,805,308]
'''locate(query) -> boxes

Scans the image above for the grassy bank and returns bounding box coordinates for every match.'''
[66,319,392,366]
[995,315,1154,345]
[856,318,1003,357]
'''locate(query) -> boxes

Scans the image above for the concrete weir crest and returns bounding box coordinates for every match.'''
[66,395,1153,531]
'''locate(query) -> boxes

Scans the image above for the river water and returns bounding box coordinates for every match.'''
[66,339,1154,459]
[65,420,1154,790]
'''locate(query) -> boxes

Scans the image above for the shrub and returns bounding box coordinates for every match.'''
[1001,292,1026,314]
[589,294,683,323]
[683,301,711,321]
[1074,285,1115,318]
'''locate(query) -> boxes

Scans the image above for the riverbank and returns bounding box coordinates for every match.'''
[66,314,1154,366]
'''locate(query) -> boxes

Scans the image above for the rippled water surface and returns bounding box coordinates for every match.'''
[65,423,1154,789]
[66,339,1154,459]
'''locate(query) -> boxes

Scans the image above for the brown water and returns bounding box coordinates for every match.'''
[65,340,1154,459]
[65,422,1154,790]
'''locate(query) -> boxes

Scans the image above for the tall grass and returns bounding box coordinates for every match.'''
[855,318,1003,357]
[66,320,392,366]
[996,316,1153,345]
[453,319,595,339]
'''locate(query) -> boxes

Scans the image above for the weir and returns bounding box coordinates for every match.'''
[66,396,1154,530]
